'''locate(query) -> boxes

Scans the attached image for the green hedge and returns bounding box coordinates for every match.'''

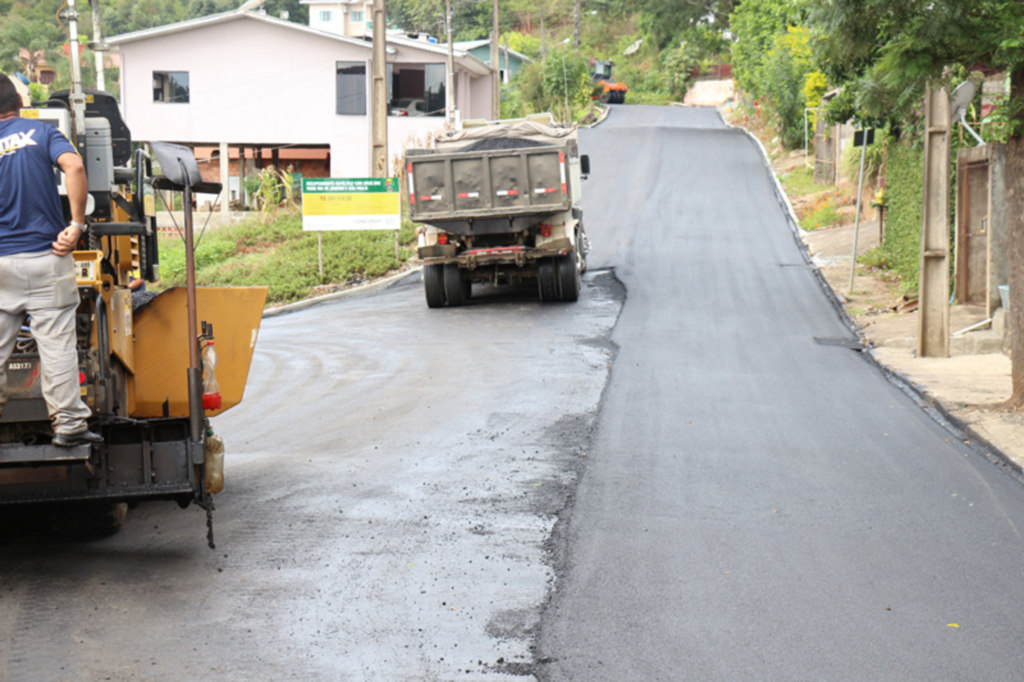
[882,140,923,293]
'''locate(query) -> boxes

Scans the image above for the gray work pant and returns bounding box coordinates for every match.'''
[0,252,92,435]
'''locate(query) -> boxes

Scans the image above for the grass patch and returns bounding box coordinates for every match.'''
[799,193,844,231]
[157,210,416,305]
[780,166,831,196]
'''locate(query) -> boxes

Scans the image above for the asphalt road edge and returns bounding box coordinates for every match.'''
[262,266,422,318]
[721,110,1024,486]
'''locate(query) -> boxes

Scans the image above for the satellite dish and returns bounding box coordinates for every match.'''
[949,80,977,124]
[949,78,986,146]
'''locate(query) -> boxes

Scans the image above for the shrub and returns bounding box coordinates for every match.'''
[799,193,844,230]
[881,139,923,292]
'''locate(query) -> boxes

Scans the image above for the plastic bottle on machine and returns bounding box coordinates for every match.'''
[201,340,222,410]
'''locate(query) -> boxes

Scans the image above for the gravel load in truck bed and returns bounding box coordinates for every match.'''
[458,137,554,152]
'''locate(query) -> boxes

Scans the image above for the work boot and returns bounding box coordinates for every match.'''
[52,429,104,447]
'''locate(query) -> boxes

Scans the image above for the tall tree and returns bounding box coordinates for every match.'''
[638,0,736,48]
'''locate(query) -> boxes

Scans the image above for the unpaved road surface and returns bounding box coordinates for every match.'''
[5,106,1024,681]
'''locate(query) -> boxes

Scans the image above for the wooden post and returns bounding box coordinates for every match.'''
[219,142,230,221]
[239,147,247,209]
[918,83,952,358]
[446,0,455,126]
[371,0,388,178]
[848,136,868,295]
[491,0,500,120]
[318,231,324,280]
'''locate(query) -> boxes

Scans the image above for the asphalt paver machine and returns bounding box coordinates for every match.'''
[0,0,267,543]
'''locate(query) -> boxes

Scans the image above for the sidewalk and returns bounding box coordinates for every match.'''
[773,152,1024,470]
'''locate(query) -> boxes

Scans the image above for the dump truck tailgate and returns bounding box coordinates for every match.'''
[407,147,573,223]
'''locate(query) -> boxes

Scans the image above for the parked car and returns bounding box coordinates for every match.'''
[391,98,426,116]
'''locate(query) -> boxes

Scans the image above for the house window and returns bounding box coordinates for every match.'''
[387,63,446,117]
[336,61,366,115]
[320,10,332,21]
[350,9,364,22]
[152,71,189,103]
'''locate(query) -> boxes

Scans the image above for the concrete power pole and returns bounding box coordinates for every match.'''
[918,82,952,357]
[446,0,455,126]
[371,0,388,178]
[88,0,107,91]
[491,0,500,120]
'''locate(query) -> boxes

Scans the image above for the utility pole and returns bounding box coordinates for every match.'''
[918,82,952,357]
[88,0,107,91]
[491,0,500,120]
[445,0,455,126]
[573,0,581,50]
[64,0,86,144]
[371,0,387,178]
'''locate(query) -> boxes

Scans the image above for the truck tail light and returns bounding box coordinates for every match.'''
[437,232,449,245]
[540,224,552,237]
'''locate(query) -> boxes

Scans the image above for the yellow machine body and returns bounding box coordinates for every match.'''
[129,286,268,418]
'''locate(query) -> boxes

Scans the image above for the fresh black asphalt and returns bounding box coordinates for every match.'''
[538,105,1024,681]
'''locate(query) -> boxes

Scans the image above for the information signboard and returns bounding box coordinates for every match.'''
[301,177,400,231]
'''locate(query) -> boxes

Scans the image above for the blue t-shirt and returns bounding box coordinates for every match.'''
[0,117,78,256]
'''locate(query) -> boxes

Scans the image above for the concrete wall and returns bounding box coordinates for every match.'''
[468,73,494,120]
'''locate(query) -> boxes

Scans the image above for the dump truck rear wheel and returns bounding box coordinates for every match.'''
[558,250,581,302]
[443,263,468,307]
[424,264,446,308]
[538,258,559,302]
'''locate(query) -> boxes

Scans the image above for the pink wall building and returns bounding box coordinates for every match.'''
[107,7,495,192]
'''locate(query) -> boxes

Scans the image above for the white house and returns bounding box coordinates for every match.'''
[301,0,374,38]
[106,6,495,195]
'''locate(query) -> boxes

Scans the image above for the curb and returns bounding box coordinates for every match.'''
[262,266,422,318]
[581,104,611,129]
[722,110,1024,484]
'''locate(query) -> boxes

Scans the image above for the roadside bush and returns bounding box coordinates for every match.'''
[661,40,701,99]
[28,82,47,103]
[880,139,923,293]
[799,193,844,230]
[761,27,815,149]
[540,47,593,120]
[840,141,885,185]
[804,71,827,109]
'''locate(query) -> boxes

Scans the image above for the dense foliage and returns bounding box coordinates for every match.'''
[877,140,923,292]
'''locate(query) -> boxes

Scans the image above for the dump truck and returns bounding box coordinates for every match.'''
[407,113,591,307]
[0,0,266,543]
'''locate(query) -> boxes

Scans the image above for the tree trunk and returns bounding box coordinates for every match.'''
[1005,70,1024,407]
[540,11,546,62]
[573,0,580,49]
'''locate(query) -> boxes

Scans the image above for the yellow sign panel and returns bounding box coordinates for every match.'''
[301,177,401,231]
[303,192,400,217]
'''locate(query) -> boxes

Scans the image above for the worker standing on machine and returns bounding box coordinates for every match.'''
[0,74,102,447]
